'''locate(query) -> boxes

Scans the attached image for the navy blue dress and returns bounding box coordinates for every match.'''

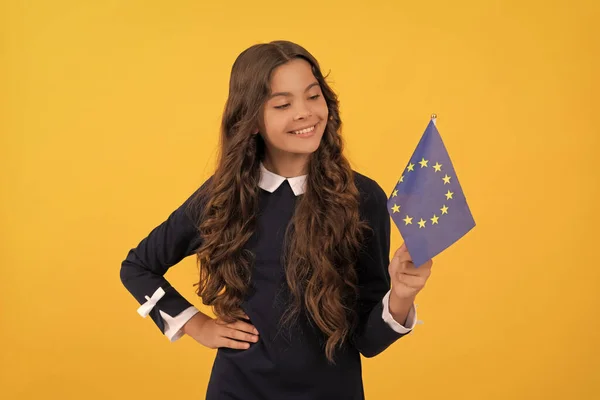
[120,171,410,399]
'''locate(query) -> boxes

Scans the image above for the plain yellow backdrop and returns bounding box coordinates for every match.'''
[1,0,598,399]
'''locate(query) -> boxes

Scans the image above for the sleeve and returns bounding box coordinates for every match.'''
[160,306,200,341]
[381,289,417,334]
[351,178,414,358]
[119,178,210,339]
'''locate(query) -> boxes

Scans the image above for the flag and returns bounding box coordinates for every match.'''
[387,119,475,267]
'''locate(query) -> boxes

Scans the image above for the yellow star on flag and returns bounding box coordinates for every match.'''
[407,163,415,172]
[398,175,404,183]
[418,218,426,228]
[392,189,398,197]
[433,162,442,172]
[419,158,428,168]
[403,215,413,225]
[391,204,400,213]
[440,205,449,215]
[442,174,451,184]
[445,190,454,200]
[431,214,439,224]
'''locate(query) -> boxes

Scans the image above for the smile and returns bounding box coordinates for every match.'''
[289,124,316,135]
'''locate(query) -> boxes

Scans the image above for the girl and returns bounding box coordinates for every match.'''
[120,40,433,400]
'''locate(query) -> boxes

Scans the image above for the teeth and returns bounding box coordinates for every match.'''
[291,125,315,135]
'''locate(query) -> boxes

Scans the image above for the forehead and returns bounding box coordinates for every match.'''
[269,58,317,92]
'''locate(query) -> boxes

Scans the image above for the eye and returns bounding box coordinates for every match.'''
[309,94,321,100]
[274,103,290,109]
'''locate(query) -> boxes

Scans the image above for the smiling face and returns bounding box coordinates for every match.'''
[258,58,329,171]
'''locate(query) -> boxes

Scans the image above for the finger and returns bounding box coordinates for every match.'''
[398,259,432,276]
[396,264,431,282]
[214,317,231,326]
[220,338,251,350]
[389,255,413,278]
[233,310,250,320]
[394,273,427,289]
[222,327,259,343]
[229,320,259,336]
[241,313,250,320]
[398,264,420,277]
[393,246,413,264]
[391,251,412,268]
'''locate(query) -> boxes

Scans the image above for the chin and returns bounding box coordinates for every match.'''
[285,134,323,154]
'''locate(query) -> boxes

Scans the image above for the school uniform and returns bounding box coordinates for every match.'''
[120,164,417,399]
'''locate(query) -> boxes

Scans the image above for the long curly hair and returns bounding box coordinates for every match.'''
[189,40,370,362]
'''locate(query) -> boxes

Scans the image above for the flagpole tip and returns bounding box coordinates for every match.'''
[431,113,437,125]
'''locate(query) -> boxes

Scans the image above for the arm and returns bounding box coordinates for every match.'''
[351,179,415,357]
[119,178,211,338]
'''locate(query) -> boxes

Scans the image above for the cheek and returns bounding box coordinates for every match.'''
[263,110,288,136]
[314,97,329,119]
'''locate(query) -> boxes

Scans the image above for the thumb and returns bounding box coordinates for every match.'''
[394,242,408,258]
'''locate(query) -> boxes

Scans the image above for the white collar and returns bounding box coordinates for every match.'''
[258,162,307,196]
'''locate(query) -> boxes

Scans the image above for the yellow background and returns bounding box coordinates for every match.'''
[1,0,598,398]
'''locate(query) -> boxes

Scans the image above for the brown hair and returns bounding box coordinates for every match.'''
[190,40,370,362]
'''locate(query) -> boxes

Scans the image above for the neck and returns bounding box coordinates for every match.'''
[262,151,309,177]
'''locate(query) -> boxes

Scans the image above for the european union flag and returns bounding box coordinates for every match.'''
[387,118,475,267]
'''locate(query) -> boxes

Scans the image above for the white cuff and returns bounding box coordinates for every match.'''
[159,306,200,342]
[137,287,166,317]
[381,290,417,334]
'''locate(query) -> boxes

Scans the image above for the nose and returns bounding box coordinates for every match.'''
[293,100,312,120]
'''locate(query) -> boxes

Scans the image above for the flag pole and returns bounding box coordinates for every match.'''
[431,113,437,126]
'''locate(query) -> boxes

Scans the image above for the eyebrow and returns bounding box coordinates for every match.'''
[269,82,320,99]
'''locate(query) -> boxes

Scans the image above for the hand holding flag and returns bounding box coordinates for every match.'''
[387,243,432,324]
[388,242,432,299]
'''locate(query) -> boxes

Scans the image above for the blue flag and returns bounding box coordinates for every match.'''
[387,119,475,267]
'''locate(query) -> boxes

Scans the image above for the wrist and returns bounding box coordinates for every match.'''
[182,311,211,336]
[388,292,415,325]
